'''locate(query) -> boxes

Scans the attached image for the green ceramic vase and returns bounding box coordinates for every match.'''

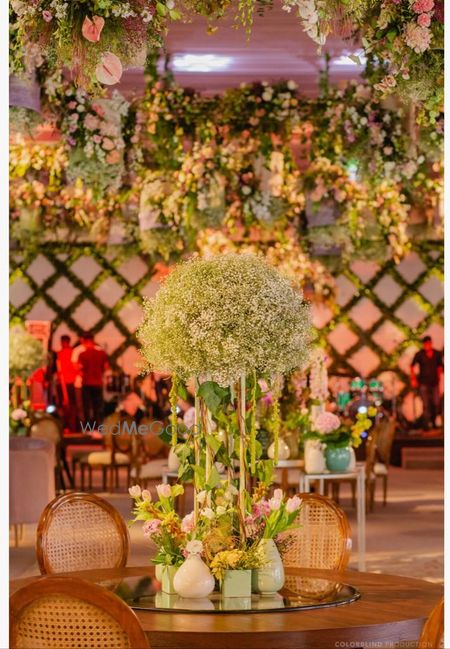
[325,446,351,473]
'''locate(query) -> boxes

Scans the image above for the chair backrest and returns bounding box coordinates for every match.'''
[30,415,62,447]
[36,492,129,574]
[375,417,396,466]
[281,493,351,571]
[10,575,150,649]
[365,426,379,477]
[419,598,444,649]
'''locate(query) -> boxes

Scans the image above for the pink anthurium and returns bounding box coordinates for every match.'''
[95,52,123,85]
[81,15,105,43]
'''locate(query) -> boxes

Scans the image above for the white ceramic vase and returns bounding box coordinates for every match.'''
[304,439,326,474]
[267,438,290,461]
[168,448,180,472]
[173,554,215,599]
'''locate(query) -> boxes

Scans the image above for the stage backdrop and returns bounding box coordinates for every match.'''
[10,241,443,421]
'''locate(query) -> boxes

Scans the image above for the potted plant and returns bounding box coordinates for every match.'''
[304,410,374,473]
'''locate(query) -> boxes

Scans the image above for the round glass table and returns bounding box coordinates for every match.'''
[10,566,442,649]
[112,574,360,613]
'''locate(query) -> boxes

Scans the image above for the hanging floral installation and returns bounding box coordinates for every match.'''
[10,0,180,90]
[9,58,443,267]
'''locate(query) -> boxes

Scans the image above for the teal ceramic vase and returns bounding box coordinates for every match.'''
[325,446,351,473]
[222,569,252,598]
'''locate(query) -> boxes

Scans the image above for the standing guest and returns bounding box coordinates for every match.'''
[78,333,109,428]
[56,335,77,431]
[411,336,444,429]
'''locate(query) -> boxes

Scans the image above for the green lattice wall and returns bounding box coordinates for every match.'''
[10,241,443,419]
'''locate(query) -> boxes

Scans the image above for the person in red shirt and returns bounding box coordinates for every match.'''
[56,335,77,430]
[78,333,109,428]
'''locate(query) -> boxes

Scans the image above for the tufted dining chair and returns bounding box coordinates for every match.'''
[281,493,351,572]
[10,576,150,649]
[36,492,129,575]
[10,437,56,547]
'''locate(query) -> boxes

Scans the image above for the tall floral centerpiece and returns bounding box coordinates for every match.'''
[9,325,46,410]
[136,254,311,596]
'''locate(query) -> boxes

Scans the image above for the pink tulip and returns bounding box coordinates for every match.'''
[81,15,105,43]
[95,52,123,86]
[42,10,53,22]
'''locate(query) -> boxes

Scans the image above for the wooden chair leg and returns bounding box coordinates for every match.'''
[109,466,114,493]
[102,466,107,492]
[115,467,119,489]
[88,465,93,491]
[81,463,85,491]
[383,475,388,506]
[370,481,375,512]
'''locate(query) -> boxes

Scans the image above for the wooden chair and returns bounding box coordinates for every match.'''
[373,417,396,506]
[329,426,379,513]
[29,415,65,491]
[78,420,144,492]
[36,492,129,574]
[282,493,351,571]
[418,598,444,649]
[10,575,149,648]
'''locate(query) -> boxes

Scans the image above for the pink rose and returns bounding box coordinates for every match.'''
[412,0,434,13]
[143,519,161,537]
[404,22,432,52]
[417,12,431,26]
[81,15,105,43]
[42,10,53,22]
[93,134,102,144]
[68,102,77,110]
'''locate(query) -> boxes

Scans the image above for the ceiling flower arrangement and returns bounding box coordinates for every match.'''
[9,65,442,266]
[10,0,180,90]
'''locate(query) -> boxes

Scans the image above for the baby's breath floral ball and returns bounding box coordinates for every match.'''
[138,254,312,386]
[9,326,46,380]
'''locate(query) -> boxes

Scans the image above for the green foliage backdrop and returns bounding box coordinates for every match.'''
[10,240,443,415]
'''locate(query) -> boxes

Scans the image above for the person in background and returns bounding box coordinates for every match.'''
[56,335,77,431]
[78,333,109,428]
[411,336,444,430]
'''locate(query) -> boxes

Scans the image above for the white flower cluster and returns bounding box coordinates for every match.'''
[309,347,329,402]
[138,254,312,386]
[9,326,46,380]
